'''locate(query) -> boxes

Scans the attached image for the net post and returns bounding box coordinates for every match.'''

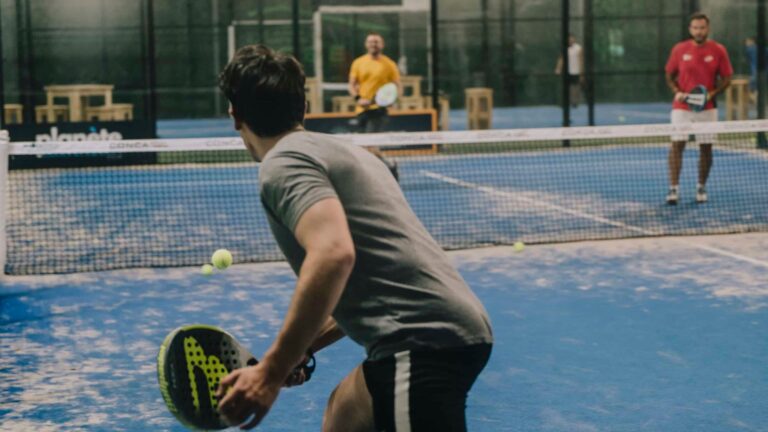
[0,130,8,276]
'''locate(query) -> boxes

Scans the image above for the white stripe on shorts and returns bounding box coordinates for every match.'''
[394,351,412,432]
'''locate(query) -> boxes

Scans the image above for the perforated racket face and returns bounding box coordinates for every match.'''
[158,325,257,430]
[375,83,398,107]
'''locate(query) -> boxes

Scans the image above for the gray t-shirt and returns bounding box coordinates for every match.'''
[259,131,492,360]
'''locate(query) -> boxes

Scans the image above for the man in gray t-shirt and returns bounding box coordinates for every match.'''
[216,45,493,432]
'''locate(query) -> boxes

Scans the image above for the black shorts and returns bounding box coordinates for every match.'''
[357,107,389,133]
[362,343,492,432]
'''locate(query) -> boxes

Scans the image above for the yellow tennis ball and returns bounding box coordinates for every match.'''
[211,249,233,270]
[201,264,214,275]
[513,241,525,252]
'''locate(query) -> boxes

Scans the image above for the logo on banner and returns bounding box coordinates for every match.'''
[35,126,123,143]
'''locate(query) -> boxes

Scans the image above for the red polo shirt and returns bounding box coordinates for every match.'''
[665,39,733,111]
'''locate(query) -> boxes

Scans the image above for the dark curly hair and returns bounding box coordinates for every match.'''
[689,12,709,25]
[219,45,306,137]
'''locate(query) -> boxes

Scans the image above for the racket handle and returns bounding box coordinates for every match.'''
[299,353,316,382]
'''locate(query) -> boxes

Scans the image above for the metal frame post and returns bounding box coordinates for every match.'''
[142,0,158,137]
[0,130,8,275]
[584,0,594,125]
[561,0,571,134]
[0,1,6,127]
[292,0,300,60]
[430,0,439,114]
[758,0,767,148]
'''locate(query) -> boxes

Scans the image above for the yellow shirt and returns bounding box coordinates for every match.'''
[349,54,400,113]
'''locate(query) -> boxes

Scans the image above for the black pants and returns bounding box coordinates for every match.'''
[362,343,492,432]
[567,74,582,107]
[357,107,390,133]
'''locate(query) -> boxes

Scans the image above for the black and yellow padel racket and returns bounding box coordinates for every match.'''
[157,325,315,430]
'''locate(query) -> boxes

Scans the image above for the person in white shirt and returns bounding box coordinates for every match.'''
[555,34,585,108]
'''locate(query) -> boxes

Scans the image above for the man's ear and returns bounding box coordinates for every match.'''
[229,106,243,131]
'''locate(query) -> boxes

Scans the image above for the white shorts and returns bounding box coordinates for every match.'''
[670,109,717,144]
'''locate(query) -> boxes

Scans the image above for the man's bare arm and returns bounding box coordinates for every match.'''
[309,317,346,354]
[666,71,686,102]
[260,197,355,382]
[216,198,355,427]
[665,71,681,93]
[709,75,732,100]
[349,76,360,98]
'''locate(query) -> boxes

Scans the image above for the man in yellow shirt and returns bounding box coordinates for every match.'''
[348,33,402,180]
[348,33,401,133]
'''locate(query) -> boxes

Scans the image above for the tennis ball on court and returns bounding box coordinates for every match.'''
[513,241,525,252]
[618,115,627,123]
[201,264,214,276]
[212,249,233,270]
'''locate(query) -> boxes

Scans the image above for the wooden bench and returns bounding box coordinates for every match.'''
[465,87,493,130]
[400,75,422,98]
[3,104,23,124]
[35,105,70,123]
[397,96,426,111]
[85,103,134,121]
[45,84,114,122]
[305,78,323,114]
[440,97,450,131]
[331,96,357,113]
[725,77,750,120]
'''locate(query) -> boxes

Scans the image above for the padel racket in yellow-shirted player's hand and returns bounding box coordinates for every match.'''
[157,324,315,430]
[374,82,398,108]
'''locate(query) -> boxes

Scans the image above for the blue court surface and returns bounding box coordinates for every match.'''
[1,233,767,431]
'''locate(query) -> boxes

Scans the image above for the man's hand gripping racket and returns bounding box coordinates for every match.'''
[678,84,708,112]
[157,324,315,430]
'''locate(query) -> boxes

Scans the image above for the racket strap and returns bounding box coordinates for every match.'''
[300,351,317,381]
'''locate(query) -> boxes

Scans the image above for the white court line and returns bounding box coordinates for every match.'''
[693,245,768,268]
[33,179,259,190]
[616,110,670,120]
[421,170,768,268]
[421,170,659,236]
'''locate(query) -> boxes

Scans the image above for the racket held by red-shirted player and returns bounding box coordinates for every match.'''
[683,84,708,112]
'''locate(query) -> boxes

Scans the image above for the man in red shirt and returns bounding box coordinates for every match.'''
[664,12,732,205]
